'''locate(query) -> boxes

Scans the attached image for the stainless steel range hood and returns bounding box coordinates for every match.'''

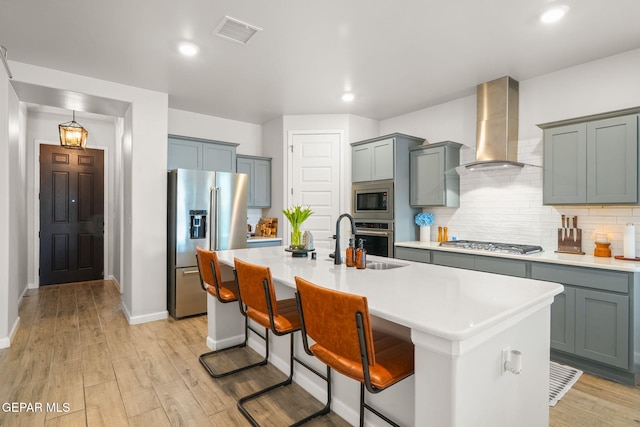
[462,76,525,171]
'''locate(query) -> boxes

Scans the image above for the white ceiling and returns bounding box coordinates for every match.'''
[1,0,640,124]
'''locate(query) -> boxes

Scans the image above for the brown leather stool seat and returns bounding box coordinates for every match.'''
[233,258,330,427]
[295,276,414,427]
[195,246,268,378]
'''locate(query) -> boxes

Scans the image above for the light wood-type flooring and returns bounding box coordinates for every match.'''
[0,280,638,426]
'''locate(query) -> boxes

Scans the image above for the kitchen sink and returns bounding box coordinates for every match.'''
[365,261,408,270]
[327,255,408,270]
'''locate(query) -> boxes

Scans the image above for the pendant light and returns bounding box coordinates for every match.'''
[58,111,88,149]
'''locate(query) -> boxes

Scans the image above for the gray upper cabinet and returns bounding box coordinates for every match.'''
[409,141,461,207]
[542,113,639,204]
[168,137,201,170]
[168,135,238,172]
[202,142,237,173]
[237,155,271,208]
[351,134,423,183]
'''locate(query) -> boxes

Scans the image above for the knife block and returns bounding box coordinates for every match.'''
[556,228,585,254]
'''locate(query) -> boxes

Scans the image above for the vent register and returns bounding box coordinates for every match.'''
[214,16,262,44]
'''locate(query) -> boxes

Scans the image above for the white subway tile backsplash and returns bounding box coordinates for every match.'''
[425,138,640,255]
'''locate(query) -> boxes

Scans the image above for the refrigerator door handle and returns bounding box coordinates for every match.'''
[210,186,221,250]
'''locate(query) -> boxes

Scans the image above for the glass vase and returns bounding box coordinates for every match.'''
[291,224,302,249]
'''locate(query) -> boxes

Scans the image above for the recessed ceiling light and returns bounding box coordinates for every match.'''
[342,93,355,102]
[540,5,569,24]
[178,42,200,56]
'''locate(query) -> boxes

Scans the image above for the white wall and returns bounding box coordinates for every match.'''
[0,67,26,348]
[25,111,119,287]
[11,61,168,324]
[262,114,378,238]
[381,48,640,254]
[168,108,262,156]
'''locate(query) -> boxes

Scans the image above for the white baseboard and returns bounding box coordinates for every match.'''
[206,334,245,351]
[0,316,21,349]
[122,303,168,325]
[107,276,122,293]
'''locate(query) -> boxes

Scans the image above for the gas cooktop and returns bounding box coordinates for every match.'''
[439,240,544,255]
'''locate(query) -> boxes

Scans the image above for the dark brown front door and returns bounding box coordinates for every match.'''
[40,145,104,285]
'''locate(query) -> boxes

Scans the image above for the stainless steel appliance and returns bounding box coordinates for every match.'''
[355,221,394,258]
[167,169,248,319]
[439,240,543,255]
[352,180,394,220]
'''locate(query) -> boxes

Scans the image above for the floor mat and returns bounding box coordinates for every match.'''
[549,361,583,406]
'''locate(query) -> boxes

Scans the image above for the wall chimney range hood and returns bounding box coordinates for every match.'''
[460,76,534,171]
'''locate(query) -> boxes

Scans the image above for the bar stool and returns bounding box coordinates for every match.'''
[195,246,268,378]
[294,276,414,427]
[233,257,330,426]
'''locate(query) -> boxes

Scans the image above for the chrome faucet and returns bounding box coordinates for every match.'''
[334,213,357,265]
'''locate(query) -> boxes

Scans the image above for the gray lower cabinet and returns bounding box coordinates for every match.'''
[409,141,461,207]
[531,263,631,370]
[550,287,575,353]
[395,245,636,377]
[237,155,271,208]
[395,246,431,263]
[541,113,639,204]
[575,288,629,369]
[168,135,238,172]
[432,251,475,270]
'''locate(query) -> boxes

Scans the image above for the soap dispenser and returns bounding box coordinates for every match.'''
[355,239,367,269]
[346,238,356,267]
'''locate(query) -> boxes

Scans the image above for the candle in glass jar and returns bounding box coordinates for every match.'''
[595,233,608,243]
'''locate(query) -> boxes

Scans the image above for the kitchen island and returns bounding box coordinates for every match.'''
[208,246,563,426]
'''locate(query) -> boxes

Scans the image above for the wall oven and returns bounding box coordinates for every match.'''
[354,221,394,258]
[352,180,394,220]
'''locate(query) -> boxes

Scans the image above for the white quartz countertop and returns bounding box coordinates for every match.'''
[396,241,640,273]
[215,246,563,342]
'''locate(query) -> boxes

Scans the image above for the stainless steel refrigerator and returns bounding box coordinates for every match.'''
[167,169,248,318]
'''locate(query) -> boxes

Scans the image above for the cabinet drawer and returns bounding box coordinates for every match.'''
[395,247,431,263]
[530,263,629,293]
[432,252,475,270]
[475,256,527,278]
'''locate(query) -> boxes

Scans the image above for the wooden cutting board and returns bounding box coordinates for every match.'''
[255,218,278,237]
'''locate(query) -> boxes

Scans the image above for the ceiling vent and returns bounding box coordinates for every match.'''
[214,16,262,44]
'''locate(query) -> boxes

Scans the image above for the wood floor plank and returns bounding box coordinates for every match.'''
[44,410,87,427]
[0,381,48,427]
[111,355,163,418]
[154,378,214,427]
[128,407,173,427]
[104,326,138,359]
[15,344,53,386]
[46,359,85,420]
[52,328,82,363]
[137,343,183,386]
[175,353,237,416]
[84,380,129,427]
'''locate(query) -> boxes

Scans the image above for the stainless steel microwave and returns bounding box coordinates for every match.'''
[351,180,394,220]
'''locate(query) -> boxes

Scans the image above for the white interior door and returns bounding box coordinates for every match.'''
[288,132,342,249]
